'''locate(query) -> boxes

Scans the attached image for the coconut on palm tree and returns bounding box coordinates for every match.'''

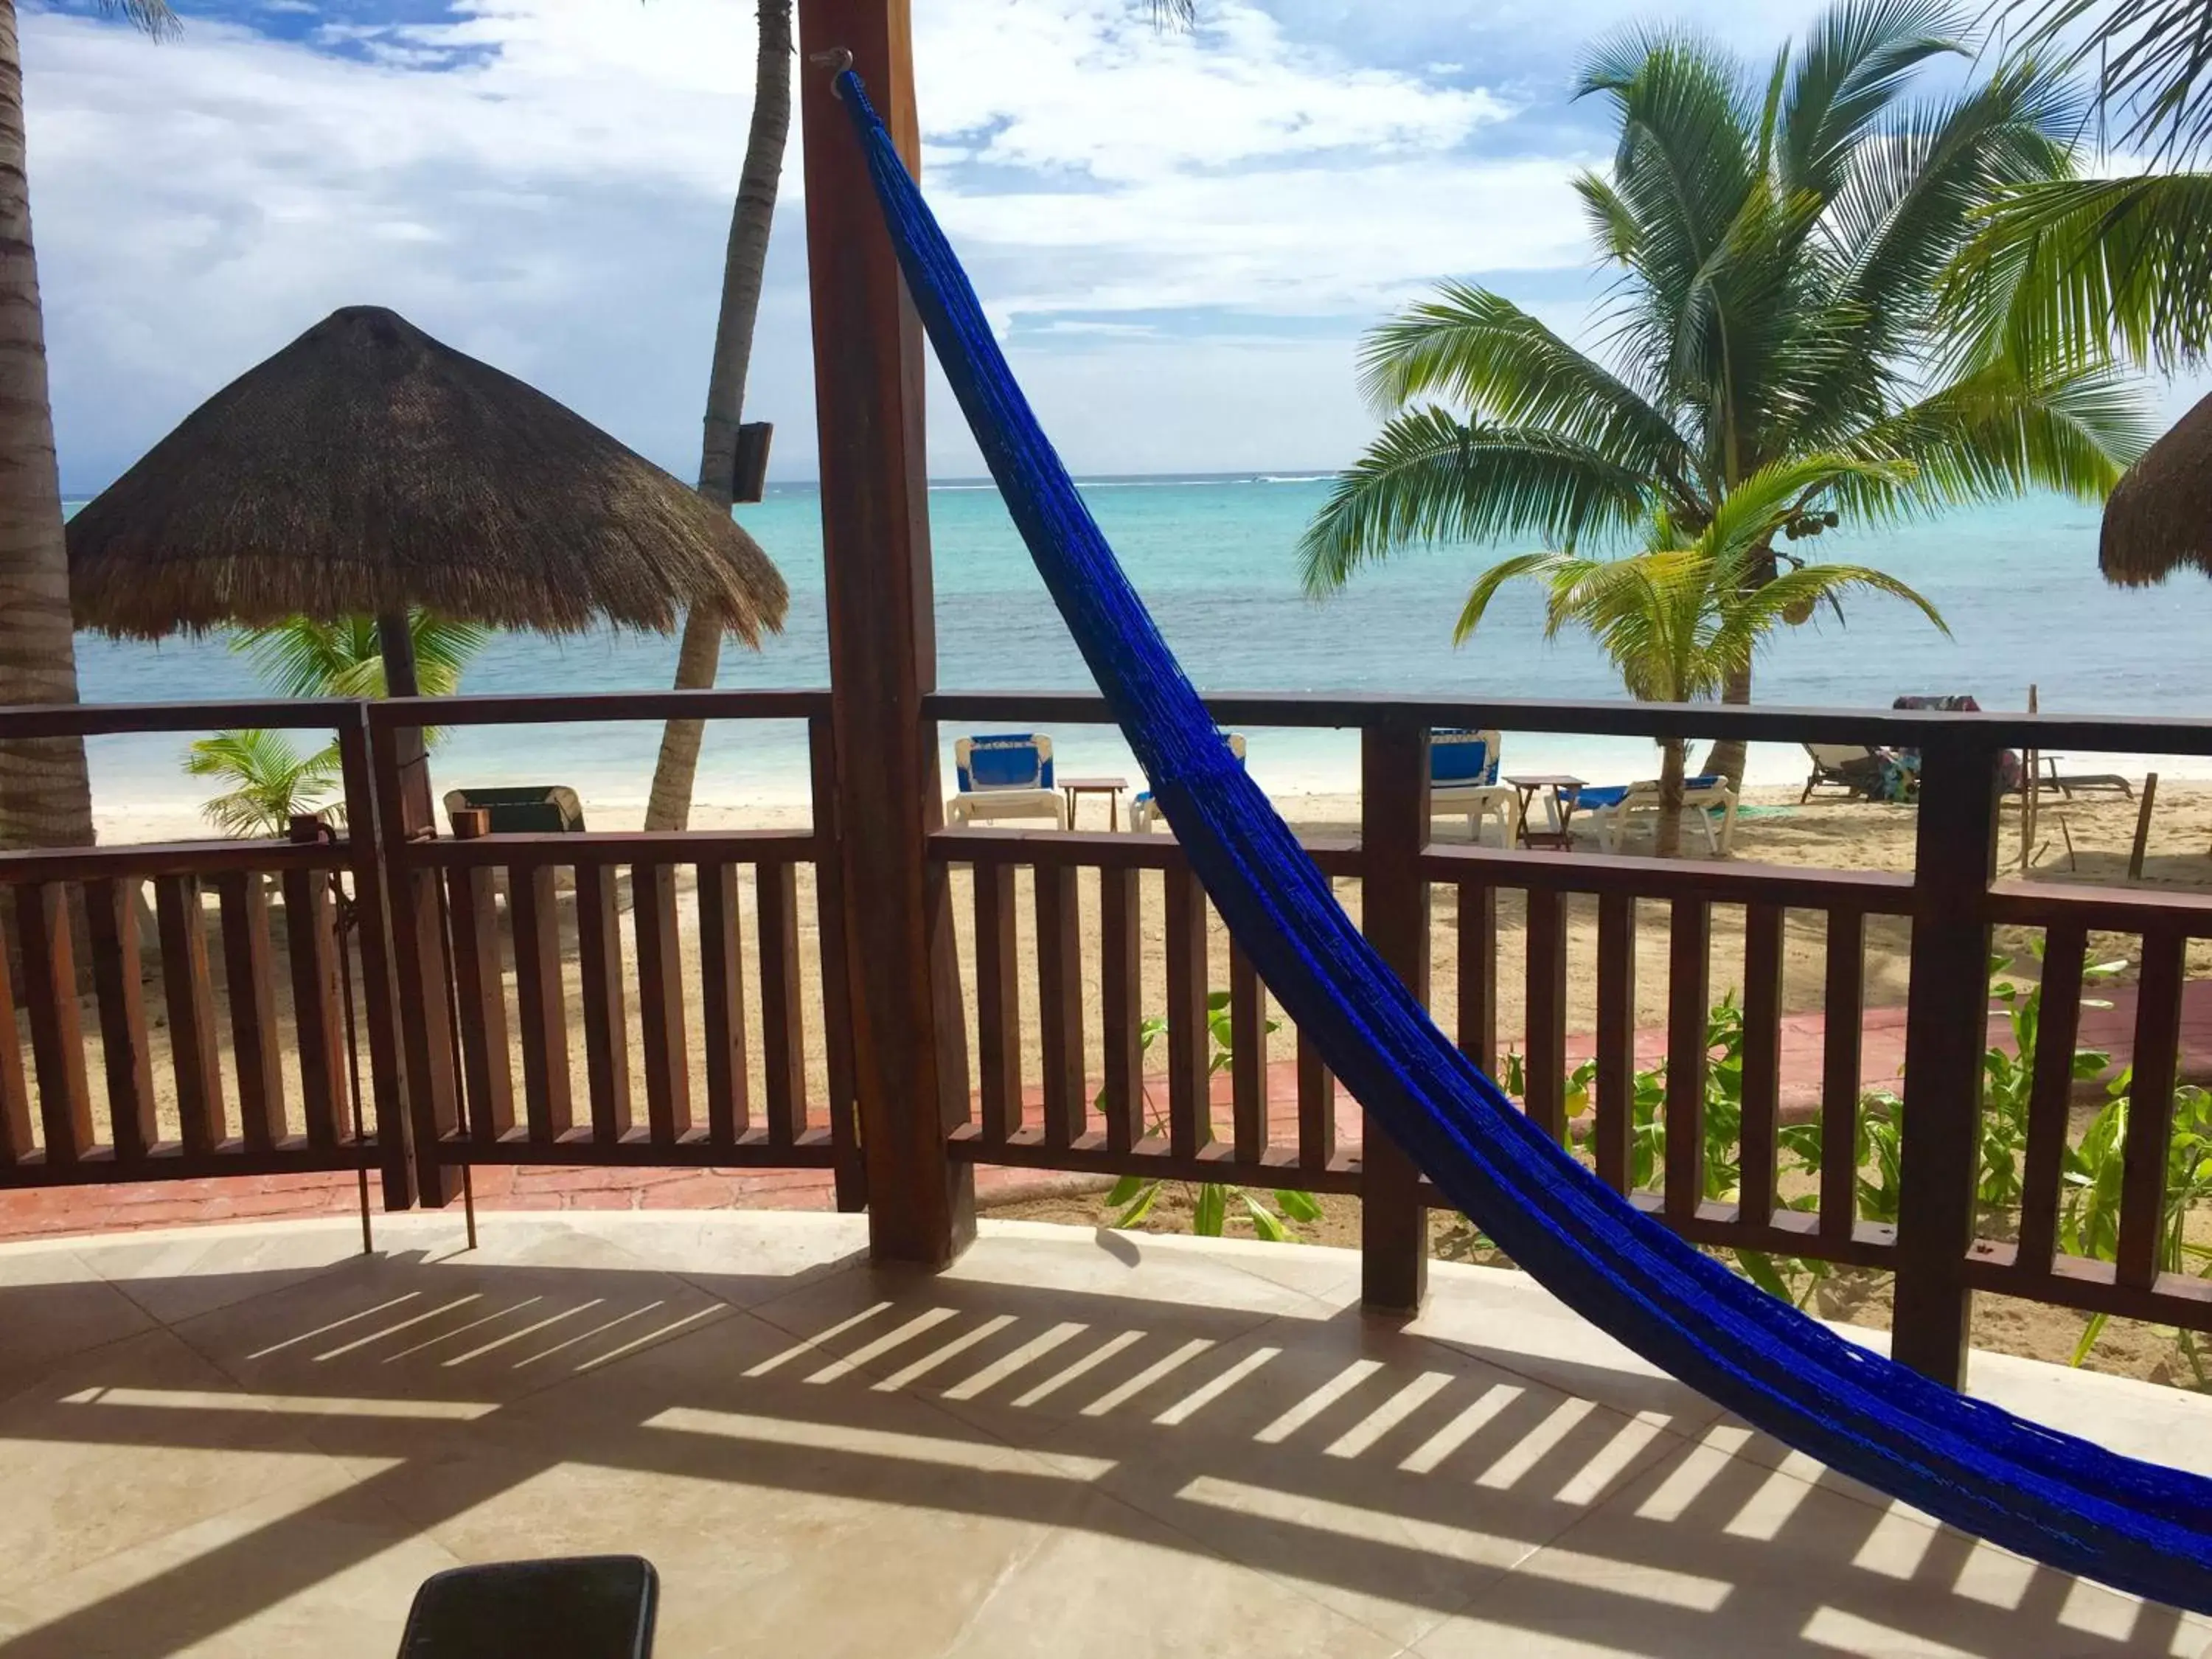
[1302,0,2148,787]
[1457,458,1950,854]
[0,0,173,850]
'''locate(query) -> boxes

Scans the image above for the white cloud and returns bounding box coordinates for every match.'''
[25,0,1596,490]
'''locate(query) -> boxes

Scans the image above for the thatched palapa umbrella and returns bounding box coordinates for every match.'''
[2101,390,2212,587]
[68,305,787,831]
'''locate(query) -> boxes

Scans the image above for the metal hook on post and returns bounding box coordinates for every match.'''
[809,46,854,92]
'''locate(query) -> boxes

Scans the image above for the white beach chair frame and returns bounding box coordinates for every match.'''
[1429,728,1519,846]
[1586,777,1740,856]
[947,734,1068,830]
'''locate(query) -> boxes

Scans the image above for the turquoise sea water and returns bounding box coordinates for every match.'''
[66,477,2212,821]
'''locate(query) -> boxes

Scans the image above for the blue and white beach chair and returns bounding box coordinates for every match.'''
[1429,728,1518,846]
[1579,773,1739,855]
[947,733,1067,828]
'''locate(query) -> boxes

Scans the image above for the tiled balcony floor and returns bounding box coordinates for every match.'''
[1,1211,2207,1657]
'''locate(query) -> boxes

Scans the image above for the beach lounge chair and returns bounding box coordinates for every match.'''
[1801,742,1891,802]
[1577,774,1739,855]
[443,785,585,834]
[947,733,1067,828]
[1132,733,1245,831]
[2034,756,2135,799]
[1428,728,1518,845]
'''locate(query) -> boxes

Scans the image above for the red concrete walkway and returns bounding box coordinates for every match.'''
[10,980,2212,1244]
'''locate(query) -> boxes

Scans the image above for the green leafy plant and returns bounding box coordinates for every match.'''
[1102,992,1324,1242]
[183,730,344,838]
[2061,1077,2212,1377]
[184,609,490,830]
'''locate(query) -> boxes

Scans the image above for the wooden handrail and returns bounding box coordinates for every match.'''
[923,688,2212,753]
[1,698,358,737]
[0,839,350,883]
[362,687,835,727]
[393,830,825,869]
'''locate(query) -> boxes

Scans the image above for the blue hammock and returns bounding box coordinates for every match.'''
[832,68,2212,1612]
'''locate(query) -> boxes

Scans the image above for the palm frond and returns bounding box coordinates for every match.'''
[233,611,490,700]
[1840,358,2150,509]
[1574,171,1644,265]
[1781,0,1968,198]
[1820,57,2080,343]
[1987,0,2212,162]
[1298,410,1657,594]
[1149,0,1196,28]
[95,0,179,40]
[1576,29,1764,321]
[1713,562,1950,672]
[1354,285,1698,499]
[184,730,343,838]
[1943,173,2212,369]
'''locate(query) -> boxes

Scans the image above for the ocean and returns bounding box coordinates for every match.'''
[64,476,2212,821]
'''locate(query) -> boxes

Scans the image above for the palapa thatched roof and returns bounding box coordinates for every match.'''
[2101,390,2212,588]
[69,306,788,641]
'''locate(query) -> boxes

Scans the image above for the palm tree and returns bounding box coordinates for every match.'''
[643,0,794,833]
[183,729,344,838]
[641,0,1199,831]
[233,611,488,702]
[1944,1,2212,371]
[183,611,485,831]
[0,0,173,850]
[1458,459,1950,854]
[1302,0,2147,787]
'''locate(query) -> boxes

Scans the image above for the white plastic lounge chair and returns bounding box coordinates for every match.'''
[947,733,1068,829]
[1578,773,1739,855]
[1429,728,1519,845]
[1133,733,1245,831]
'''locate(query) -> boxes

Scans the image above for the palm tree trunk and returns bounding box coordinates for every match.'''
[643,0,791,834]
[1655,739,1687,858]
[0,0,94,852]
[1697,539,1773,790]
[1697,662,1752,792]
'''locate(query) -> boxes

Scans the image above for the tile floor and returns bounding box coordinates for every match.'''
[0,1211,2206,1658]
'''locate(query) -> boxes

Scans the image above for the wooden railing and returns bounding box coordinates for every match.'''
[0,700,402,1200]
[6,686,2212,1386]
[925,691,2212,1381]
[357,692,861,1208]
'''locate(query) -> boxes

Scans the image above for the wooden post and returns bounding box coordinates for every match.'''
[2128,772,2160,883]
[375,613,437,838]
[369,709,460,1205]
[338,712,417,1210]
[798,0,973,1266]
[1893,729,1998,1387]
[1359,719,1428,1314]
[2021,684,2038,872]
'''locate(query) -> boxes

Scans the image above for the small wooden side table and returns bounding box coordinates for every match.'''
[1506,774,1586,850]
[1060,776,1129,830]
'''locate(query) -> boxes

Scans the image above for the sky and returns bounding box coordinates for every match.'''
[24,0,2210,490]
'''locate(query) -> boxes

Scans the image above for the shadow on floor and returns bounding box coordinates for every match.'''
[0,1220,2199,1658]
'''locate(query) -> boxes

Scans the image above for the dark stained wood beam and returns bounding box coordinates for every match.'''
[798,0,973,1265]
